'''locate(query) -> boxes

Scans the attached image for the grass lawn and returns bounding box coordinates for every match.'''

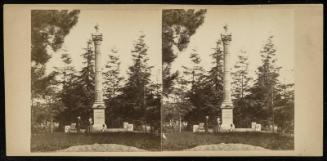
[162,132,294,151]
[31,132,161,152]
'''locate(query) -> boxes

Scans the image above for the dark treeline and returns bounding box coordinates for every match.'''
[31,10,161,133]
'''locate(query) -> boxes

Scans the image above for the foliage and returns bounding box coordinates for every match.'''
[183,41,225,125]
[107,34,160,131]
[162,76,195,123]
[249,36,282,126]
[162,9,207,95]
[231,51,253,127]
[31,10,80,65]
[181,49,205,87]
[273,83,294,133]
[103,48,124,100]
[31,10,80,131]
[58,40,95,127]
[231,51,252,100]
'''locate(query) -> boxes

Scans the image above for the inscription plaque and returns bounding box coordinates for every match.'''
[93,109,105,125]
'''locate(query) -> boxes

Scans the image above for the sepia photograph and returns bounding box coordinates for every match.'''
[3,4,323,156]
[31,9,162,152]
[162,8,294,151]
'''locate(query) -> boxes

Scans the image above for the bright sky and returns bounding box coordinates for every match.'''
[172,8,295,84]
[46,8,295,86]
[47,9,162,83]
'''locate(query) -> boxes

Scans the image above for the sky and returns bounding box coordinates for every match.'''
[172,8,295,84]
[46,8,295,86]
[46,9,162,83]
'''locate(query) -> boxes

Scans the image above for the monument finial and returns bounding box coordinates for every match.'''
[95,23,100,33]
[223,24,228,33]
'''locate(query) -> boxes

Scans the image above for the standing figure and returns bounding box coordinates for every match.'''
[50,119,54,134]
[88,117,93,133]
[216,117,221,133]
[76,116,81,133]
[205,115,209,133]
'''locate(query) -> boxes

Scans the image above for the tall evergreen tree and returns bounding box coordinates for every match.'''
[162,9,207,95]
[250,35,281,128]
[31,10,80,65]
[144,80,162,132]
[231,51,252,100]
[60,40,95,125]
[78,39,96,110]
[31,10,80,101]
[206,40,224,104]
[53,51,78,128]
[120,33,154,125]
[54,50,77,88]
[181,49,205,89]
[103,48,124,101]
[102,48,124,128]
[274,83,294,133]
[162,75,194,130]
[231,50,253,127]
[179,49,214,124]
[31,10,80,131]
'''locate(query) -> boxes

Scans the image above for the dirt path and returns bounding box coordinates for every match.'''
[58,143,269,152]
[58,144,147,152]
[184,143,270,151]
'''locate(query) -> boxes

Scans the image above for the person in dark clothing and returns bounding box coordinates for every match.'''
[87,117,93,133]
[76,116,81,133]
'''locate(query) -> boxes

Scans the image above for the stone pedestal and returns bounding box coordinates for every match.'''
[220,25,234,130]
[221,107,234,129]
[91,24,107,131]
[92,108,106,130]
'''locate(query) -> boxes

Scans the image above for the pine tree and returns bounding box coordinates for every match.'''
[162,9,207,96]
[179,49,215,124]
[78,39,96,110]
[181,49,205,89]
[52,51,78,128]
[274,83,294,133]
[183,40,224,125]
[250,35,281,129]
[120,33,154,125]
[103,48,124,101]
[59,40,95,125]
[144,80,162,132]
[31,10,80,131]
[163,75,195,131]
[31,10,80,103]
[54,49,77,88]
[206,40,224,103]
[231,51,252,100]
[231,50,253,127]
[31,10,80,65]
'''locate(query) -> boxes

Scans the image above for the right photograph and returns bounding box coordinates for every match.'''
[162,8,294,151]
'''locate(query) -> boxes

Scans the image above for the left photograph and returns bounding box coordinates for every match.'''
[31,9,162,152]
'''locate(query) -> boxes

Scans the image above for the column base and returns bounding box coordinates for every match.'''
[92,124,107,132]
[220,104,234,130]
[92,103,107,132]
[220,123,235,131]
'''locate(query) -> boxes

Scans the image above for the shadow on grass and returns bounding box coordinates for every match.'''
[162,132,294,151]
[31,132,161,152]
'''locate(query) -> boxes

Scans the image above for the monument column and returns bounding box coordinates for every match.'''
[91,24,107,130]
[220,25,234,130]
